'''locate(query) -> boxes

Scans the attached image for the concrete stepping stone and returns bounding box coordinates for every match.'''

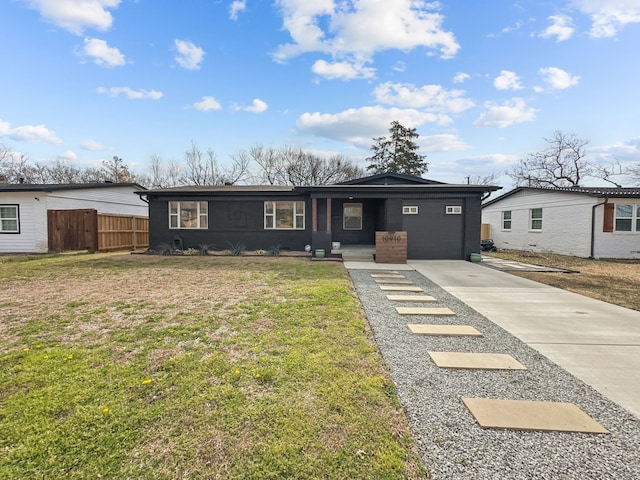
[368,270,400,274]
[386,295,436,302]
[461,397,609,433]
[370,274,406,279]
[407,324,482,336]
[396,307,455,316]
[374,279,414,284]
[428,352,526,370]
[379,286,424,292]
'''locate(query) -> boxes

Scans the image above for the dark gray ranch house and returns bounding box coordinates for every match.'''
[137,173,500,260]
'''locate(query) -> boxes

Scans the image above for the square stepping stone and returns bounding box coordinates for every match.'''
[407,324,482,336]
[396,307,455,316]
[386,295,436,302]
[461,398,609,434]
[374,279,414,284]
[379,286,424,292]
[428,352,526,370]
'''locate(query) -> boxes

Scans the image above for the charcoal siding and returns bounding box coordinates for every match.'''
[148,196,312,252]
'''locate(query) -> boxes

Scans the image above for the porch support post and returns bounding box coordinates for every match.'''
[312,198,318,232]
[326,198,332,232]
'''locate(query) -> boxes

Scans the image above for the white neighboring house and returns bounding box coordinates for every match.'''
[0,183,148,254]
[482,186,640,259]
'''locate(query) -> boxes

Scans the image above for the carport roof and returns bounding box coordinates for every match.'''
[483,186,640,207]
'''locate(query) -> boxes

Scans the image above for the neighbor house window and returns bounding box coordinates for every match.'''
[264,201,305,229]
[343,203,362,230]
[530,208,543,230]
[614,204,640,232]
[502,210,512,230]
[0,205,19,233]
[169,201,208,229]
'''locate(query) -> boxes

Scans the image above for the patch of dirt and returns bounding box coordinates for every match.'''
[486,250,640,311]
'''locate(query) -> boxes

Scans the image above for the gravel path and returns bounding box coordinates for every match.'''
[348,268,640,480]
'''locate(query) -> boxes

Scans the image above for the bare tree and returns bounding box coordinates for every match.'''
[101,156,136,183]
[509,131,591,188]
[625,162,640,186]
[465,173,500,185]
[245,144,364,186]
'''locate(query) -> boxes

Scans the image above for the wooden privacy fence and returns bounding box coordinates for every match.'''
[98,213,149,252]
[48,209,148,252]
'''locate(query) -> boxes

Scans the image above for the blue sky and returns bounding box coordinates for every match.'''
[1,0,639,185]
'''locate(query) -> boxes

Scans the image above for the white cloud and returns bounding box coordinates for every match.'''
[97,87,163,99]
[537,67,580,90]
[473,98,537,128]
[572,0,640,38]
[193,96,222,111]
[273,0,460,63]
[373,82,474,115]
[453,72,470,84]
[59,150,78,161]
[590,137,640,164]
[296,105,439,147]
[80,139,108,150]
[247,98,268,113]
[230,1,247,20]
[420,134,471,152]
[23,0,121,35]
[311,59,376,80]
[174,39,205,70]
[540,15,575,42]
[493,70,523,91]
[233,98,268,113]
[0,118,63,145]
[76,38,125,67]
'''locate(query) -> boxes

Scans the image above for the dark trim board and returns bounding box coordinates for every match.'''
[138,174,500,259]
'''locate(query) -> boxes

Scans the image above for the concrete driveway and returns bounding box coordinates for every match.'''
[407,260,640,419]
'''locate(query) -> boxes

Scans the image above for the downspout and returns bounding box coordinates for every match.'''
[590,196,608,259]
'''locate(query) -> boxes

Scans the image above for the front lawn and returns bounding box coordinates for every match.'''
[0,254,426,479]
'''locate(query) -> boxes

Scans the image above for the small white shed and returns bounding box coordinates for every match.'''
[482,186,640,259]
[0,183,148,253]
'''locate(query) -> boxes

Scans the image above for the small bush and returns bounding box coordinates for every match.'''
[227,241,246,256]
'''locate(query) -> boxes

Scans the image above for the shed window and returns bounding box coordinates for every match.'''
[343,203,362,230]
[169,201,208,229]
[530,208,542,230]
[614,204,640,232]
[264,201,305,229]
[0,205,19,233]
[502,210,512,230]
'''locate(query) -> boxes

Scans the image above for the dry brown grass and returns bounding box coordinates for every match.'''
[486,250,640,311]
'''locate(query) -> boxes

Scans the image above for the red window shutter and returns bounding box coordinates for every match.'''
[603,203,614,232]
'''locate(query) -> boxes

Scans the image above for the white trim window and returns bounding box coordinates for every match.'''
[343,203,363,230]
[530,208,543,230]
[0,205,19,233]
[403,206,418,215]
[446,205,462,215]
[264,201,305,229]
[502,210,512,230]
[169,201,208,229]
[614,204,640,232]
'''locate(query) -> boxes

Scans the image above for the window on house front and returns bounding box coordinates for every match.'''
[0,205,19,233]
[502,210,512,230]
[614,204,640,232]
[402,206,418,215]
[446,205,462,214]
[169,201,208,229]
[343,203,363,230]
[264,201,305,229]
[530,208,543,230]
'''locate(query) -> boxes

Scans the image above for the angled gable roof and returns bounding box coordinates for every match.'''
[338,172,445,186]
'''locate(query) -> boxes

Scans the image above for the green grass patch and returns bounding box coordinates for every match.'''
[0,255,426,479]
